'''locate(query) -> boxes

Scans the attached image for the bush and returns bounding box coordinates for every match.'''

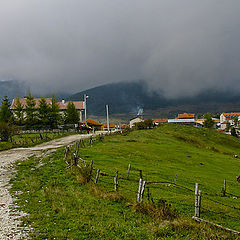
[0,122,18,142]
[135,119,153,130]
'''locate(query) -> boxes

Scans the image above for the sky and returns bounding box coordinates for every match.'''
[0,0,240,98]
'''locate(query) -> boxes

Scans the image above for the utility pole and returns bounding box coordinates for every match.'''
[84,94,88,123]
[106,104,110,132]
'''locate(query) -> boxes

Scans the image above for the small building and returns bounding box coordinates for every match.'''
[153,119,168,126]
[220,112,240,130]
[101,122,116,131]
[130,116,144,128]
[84,119,102,130]
[168,118,195,125]
[177,113,195,119]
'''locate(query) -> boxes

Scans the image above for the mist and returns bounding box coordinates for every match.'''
[0,1,240,98]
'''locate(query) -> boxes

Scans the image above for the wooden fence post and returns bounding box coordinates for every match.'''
[174,174,178,185]
[194,183,199,217]
[95,169,100,184]
[137,179,143,202]
[114,170,119,192]
[197,190,202,218]
[223,179,226,196]
[73,153,78,166]
[140,181,146,203]
[126,164,131,179]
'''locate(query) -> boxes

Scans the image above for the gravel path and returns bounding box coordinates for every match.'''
[0,132,104,239]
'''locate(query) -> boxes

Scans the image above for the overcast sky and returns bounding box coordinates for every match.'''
[0,1,240,98]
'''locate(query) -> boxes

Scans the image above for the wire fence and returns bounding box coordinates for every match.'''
[63,133,240,234]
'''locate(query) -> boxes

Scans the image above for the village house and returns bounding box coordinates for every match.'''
[177,113,195,119]
[152,119,168,126]
[10,98,85,122]
[129,116,144,128]
[83,119,102,130]
[101,122,116,131]
[219,112,240,130]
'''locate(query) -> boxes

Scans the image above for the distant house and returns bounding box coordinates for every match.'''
[101,122,116,131]
[83,119,102,130]
[219,112,240,130]
[153,119,168,126]
[130,116,144,128]
[177,113,195,119]
[168,118,195,125]
[10,98,84,122]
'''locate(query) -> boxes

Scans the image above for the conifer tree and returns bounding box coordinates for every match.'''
[49,95,60,127]
[38,98,50,126]
[14,97,24,125]
[0,96,13,123]
[25,92,36,126]
[64,102,79,124]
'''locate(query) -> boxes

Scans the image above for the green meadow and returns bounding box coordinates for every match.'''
[11,124,240,239]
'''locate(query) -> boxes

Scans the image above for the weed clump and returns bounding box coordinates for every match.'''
[133,199,178,221]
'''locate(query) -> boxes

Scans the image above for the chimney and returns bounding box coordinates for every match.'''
[62,99,65,104]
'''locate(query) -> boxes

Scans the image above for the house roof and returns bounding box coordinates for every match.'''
[223,112,240,117]
[84,119,102,126]
[130,116,144,121]
[11,98,52,109]
[102,122,116,128]
[11,98,84,110]
[58,101,84,110]
[153,118,168,123]
[177,113,195,119]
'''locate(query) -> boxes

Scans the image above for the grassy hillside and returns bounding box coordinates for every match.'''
[11,125,240,239]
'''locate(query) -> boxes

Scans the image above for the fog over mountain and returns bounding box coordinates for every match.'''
[0,1,240,98]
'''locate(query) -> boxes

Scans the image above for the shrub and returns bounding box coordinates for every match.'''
[0,122,18,142]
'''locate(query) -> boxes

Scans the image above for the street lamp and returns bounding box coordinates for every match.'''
[84,94,89,123]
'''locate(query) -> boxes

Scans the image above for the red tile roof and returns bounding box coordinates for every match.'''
[177,113,195,119]
[102,122,116,128]
[58,101,84,110]
[223,112,240,117]
[11,98,84,110]
[83,119,102,126]
[11,98,52,109]
[153,118,168,123]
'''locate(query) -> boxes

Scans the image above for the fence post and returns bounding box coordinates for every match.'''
[223,179,226,196]
[174,174,178,185]
[126,164,131,179]
[197,190,202,218]
[73,153,78,166]
[114,170,119,192]
[194,183,199,217]
[95,169,100,184]
[140,181,146,203]
[137,179,143,202]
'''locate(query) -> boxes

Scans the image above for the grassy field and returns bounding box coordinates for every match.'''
[0,132,75,151]
[11,125,240,239]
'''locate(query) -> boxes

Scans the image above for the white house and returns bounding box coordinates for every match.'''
[130,116,144,128]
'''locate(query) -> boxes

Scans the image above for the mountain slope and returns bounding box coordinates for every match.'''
[69,80,240,117]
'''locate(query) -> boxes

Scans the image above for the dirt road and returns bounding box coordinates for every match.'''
[0,132,104,239]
